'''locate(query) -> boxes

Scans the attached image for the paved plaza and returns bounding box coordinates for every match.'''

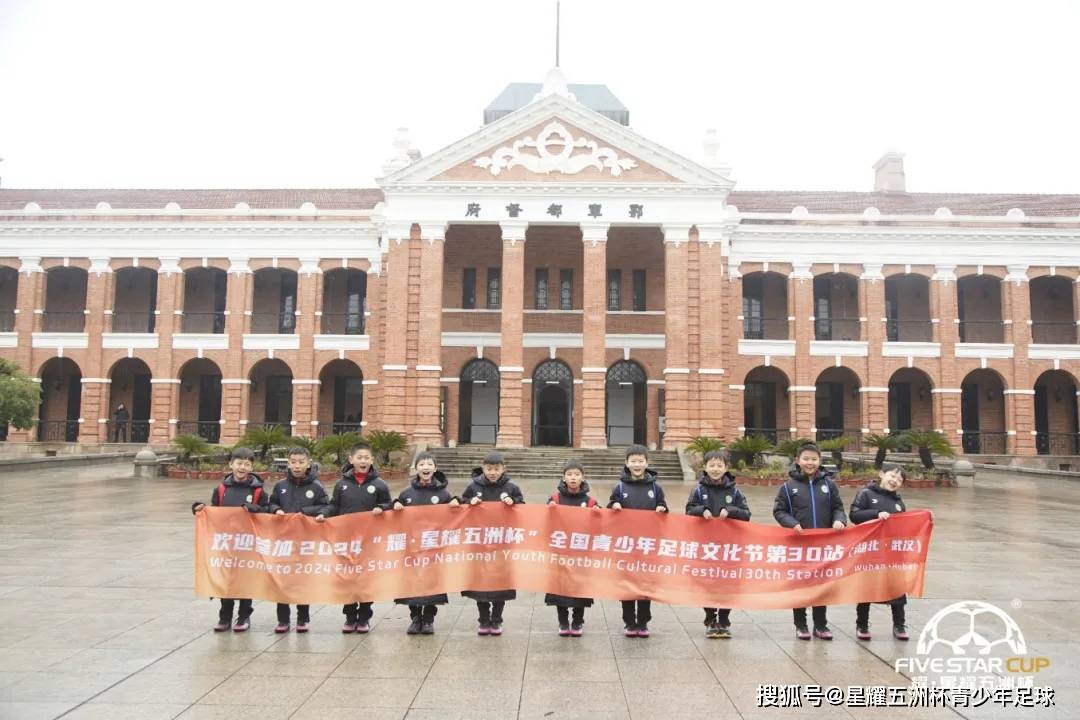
[0,461,1076,719]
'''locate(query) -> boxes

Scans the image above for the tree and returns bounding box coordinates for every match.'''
[366,429,407,466]
[240,425,288,461]
[316,432,361,467]
[819,436,854,470]
[865,433,904,469]
[686,436,725,455]
[903,429,956,470]
[172,434,211,464]
[729,435,772,468]
[0,359,40,431]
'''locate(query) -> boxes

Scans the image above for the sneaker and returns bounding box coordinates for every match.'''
[355,622,371,634]
[795,625,812,640]
[488,622,503,636]
[407,619,423,635]
[705,624,722,639]
[637,624,650,638]
[715,625,732,639]
[624,625,638,638]
[213,621,230,632]
[420,622,435,635]
[295,622,309,633]
[569,623,583,637]
[274,622,290,634]
[477,623,491,636]
[813,626,834,641]
[233,618,250,633]
[856,625,872,641]
[893,625,910,641]
[341,621,357,634]
[558,624,571,637]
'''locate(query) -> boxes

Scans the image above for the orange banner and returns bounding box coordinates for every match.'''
[195,505,932,608]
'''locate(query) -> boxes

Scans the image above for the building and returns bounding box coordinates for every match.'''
[2,72,1079,457]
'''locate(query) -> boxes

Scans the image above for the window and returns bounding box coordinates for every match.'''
[559,269,573,310]
[462,268,476,309]
[486,267,501,309]
[632,269,646,312]
[607,269,621,311]
[535,268,549,310]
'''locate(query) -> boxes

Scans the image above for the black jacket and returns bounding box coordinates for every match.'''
[268,466,330,516]
[461,469,525,504]
[849,483,907,525]
[325,464,392,516]
[685,471,751,521]
[607,467,667,511]
[548,479,597,508]
[191,473,269,514]
[396,471,456,507]
[773,466,847,529]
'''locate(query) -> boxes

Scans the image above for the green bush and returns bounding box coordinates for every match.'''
[240,425,289,461]
[316,432,362,467]
[172,434,210,464]
[773,437,814,459]
[366,429,408,465]
[686,436,725,455]
[729,435,773,467]
[865,433,905,469]
[819,436,854,470]
[903,429,956,469]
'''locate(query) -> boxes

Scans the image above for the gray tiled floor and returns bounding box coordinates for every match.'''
[0,461,1077,719]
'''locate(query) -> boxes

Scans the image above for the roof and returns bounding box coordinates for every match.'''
[484,82,629,125]
[0,188,384,211]
[726,191,1080,217]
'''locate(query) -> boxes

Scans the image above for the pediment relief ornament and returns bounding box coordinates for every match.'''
[472,121,638,177]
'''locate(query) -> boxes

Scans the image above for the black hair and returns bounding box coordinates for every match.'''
[562,459,585,475]
[230,447,255,461]
[349,441,373,456]
[482,451,506,466]
[625,444,649,461]
[414,451,436,466]
[880,461,908,481]
[796,442,822,459]
[287,446,310,458]
[703,449,732,466]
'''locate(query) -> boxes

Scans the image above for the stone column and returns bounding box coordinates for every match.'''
[790,263,815,440]
[151,258,181,443]
[380,224,413,433]
[696,225,730,439]
[861,263,887,435]
[414,222,448,444]
[932,265,962,449]
[496,221,527,447]
[661,224,692,449]
[83,258,112,442]
[1005,264,1035,455]
[221,258,251,444]
[294,259,322,438]
[579,222,610,448]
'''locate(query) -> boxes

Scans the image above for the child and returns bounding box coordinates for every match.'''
[608,443,668,638]
[315,441,392,634]
[461,451,524,636]
[686,448,751,639]
[392,451,459,635]
[267,445,330,634]
[545,459,600,637]
[849,461,910,641]
[773,442,847,640]
[191,447,269,632]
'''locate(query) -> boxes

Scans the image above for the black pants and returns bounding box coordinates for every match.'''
[277,603,310,624]
[621,600,652,627]
[856,601,906,628]
[793,606,828,629]
[704,608,731,626]
[409,605,438,623]
[343,602,374,623]
[476,600,505,624]
[219,598,252,623]
[557,606,585,625]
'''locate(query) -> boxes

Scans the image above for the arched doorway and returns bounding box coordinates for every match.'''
[248,358,293,434]
[743,366,791,444]
[459,359,500,444]
[318,359,364,436]
[532,359,573,446]
[108,358,152,442]
[38,358,82,441]
[606,360,646,446]
[1034,370,1080,455]
[888,367,934,433]
[961,369,1006,454]
[178,358,222,442]
[815,366,862,448]
[112,267,158,333]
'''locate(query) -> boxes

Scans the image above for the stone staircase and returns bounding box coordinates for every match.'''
[426,446,686,485]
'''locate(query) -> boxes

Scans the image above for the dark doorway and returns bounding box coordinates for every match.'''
[532,360,572,446]
[459,359,499,444]
[605,361,646,445]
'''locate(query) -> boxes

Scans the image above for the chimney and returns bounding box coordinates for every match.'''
[873,151,905,192]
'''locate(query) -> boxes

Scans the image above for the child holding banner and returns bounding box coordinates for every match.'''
[266,445,330,634]
[315,441,392,634]
[686,448,751,639]
[392,451,460,635]
[545,459,600,637]
[191,446,269,632]
[773,442,847,640]
[461,451,525,636]
[850,462,910,641]
[609,444,668,638]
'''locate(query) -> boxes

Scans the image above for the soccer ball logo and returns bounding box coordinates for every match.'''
[917,601,1026,656]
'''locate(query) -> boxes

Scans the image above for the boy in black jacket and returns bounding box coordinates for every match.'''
[850,462,910,641]
[461,451,524,636]
[268,446,330,634]
[608,444,668,638]
[545,459,600,637]
[392,451,459,635]
[191,446,269,632]
[315,441,392,633]
[686,449,750,639]
[773,442,847,640]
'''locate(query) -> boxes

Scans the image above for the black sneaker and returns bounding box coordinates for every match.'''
[420,622,435,635]
[406,618,423,635]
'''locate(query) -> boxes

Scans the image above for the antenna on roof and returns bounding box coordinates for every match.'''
[555,1,561,68]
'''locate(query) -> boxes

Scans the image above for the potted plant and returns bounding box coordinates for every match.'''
[729,435,773,468]
[902,429,956,469]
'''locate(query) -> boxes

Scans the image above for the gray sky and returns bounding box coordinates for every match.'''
[1,0,1077,193]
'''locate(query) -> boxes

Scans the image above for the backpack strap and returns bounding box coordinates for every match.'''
[216,483,226,506]
[252,487,262,505]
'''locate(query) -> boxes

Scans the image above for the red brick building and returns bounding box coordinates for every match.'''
[2,78,1080,457]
